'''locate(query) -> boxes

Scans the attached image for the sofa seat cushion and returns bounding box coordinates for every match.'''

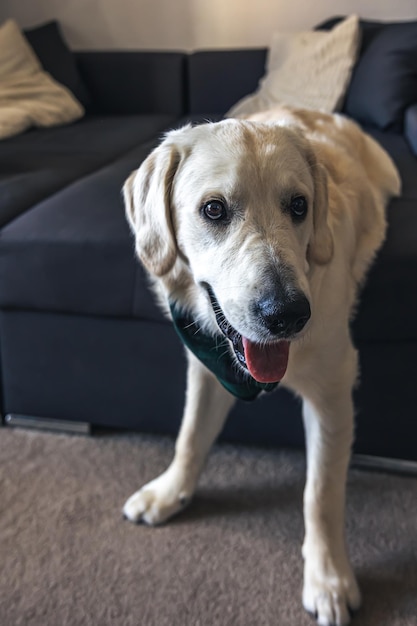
[0,140,166,322]
[0,113,178,227]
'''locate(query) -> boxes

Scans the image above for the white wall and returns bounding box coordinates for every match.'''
[0,0,416,50]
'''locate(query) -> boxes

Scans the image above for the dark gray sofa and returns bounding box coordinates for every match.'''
[1,18,416,462]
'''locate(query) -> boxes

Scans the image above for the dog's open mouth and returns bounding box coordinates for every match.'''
[206,287,289,384]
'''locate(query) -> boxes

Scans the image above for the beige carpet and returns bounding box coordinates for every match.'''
[0,427,416,626]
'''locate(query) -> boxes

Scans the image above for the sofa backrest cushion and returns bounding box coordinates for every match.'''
[75,52,186,116]
[187,49,267,115]
[319,17,417,131]
[344,21,417,131]
[24,21,92,110]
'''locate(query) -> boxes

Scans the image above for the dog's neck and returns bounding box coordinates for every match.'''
[169,302,278,401]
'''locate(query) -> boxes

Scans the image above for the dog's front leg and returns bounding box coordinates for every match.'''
[123,351,235,525]
[301,382,361,626]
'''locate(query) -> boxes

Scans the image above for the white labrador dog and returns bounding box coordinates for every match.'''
[122,106,400,626]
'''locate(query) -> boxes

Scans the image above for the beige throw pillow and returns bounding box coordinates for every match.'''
[228,15,360,117]
[0,19,84,140]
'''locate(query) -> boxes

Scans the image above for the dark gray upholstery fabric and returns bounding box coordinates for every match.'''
[187,49,267,114]
[353,198,417,342]
[405,104,417,155]
[24,21,92,109]
[2,310,417,459]
[353,341,417,459]
[0,140,166,320]
[76,52,186,116]
[0,311,186,430]
[0,115,177,227]
[343,22,417,130]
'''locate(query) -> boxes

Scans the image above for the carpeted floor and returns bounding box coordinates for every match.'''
[0,427,416,626]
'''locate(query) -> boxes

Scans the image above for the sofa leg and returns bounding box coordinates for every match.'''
[3,413,91,435]
[351,453,417,476]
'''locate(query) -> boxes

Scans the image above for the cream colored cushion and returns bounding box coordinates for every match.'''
[228,15,360,117]
[0,19,84,140]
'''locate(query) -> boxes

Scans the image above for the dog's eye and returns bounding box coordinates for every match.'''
[202,200,227,221]
[289,196,308,221]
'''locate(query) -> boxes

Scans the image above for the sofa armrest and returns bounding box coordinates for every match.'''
[75,51,186,116]
[405,104,417,155]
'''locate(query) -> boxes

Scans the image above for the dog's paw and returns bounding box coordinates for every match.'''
[303,553,361,626]
[123,469,192,526]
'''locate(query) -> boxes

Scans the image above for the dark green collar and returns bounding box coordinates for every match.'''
[170,302,278,401]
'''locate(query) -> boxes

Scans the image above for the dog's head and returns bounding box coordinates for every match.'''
[124,120,333,384]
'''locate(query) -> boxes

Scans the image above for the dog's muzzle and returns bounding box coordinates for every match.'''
[205,285,310,384]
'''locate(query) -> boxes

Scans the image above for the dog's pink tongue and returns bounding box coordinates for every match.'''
[242,338,290,383]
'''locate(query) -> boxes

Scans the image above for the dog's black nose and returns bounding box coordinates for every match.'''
[256,292,311,336]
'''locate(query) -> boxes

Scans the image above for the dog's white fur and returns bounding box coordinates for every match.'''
[122,107,400,626]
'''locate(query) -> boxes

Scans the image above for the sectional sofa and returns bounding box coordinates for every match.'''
[1,17,416,462]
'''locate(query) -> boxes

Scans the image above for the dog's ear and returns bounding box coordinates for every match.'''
[123,143,181,277]
[308,157,334,265]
